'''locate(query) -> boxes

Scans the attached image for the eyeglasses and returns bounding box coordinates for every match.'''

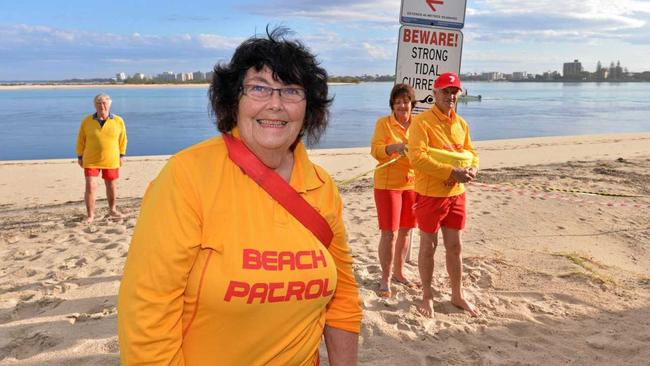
[241,84,306,103]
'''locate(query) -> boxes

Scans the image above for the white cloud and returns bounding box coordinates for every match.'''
[466,0,650,45]
[0,24,244,51]
[243,0,399,23]
[362,42,390,60]
[197,34,243,49]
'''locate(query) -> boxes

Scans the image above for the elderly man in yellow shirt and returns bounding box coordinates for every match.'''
[407,72,480,318]
[75,93,127,223]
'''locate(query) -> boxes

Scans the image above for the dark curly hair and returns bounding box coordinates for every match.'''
[209,26,332,146]
[389,83,417,111]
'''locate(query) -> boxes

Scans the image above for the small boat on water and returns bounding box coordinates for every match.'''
[458,94,482,102]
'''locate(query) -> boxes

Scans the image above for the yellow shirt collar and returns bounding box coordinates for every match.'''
[431,104,458,124]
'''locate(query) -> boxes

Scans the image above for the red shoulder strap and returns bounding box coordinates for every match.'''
[223,133,333,248]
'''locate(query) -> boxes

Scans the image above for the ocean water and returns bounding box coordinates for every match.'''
[1,82,649,160]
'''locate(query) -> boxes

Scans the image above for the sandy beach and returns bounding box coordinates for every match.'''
[1,133,649,365]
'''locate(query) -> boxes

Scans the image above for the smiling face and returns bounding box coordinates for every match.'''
[433,87,461,116]
[236,66,306,160]
[391,93,413,125]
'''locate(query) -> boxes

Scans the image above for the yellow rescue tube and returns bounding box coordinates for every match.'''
[427,148,474,168]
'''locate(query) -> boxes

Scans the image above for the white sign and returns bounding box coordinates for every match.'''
[395,25,463,113]
[400,0,467,29]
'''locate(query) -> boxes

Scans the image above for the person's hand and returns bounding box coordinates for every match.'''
[386,143,407,156]
[77,157,83,168]
[467,167,478,179]
[450,167,474,183]
[120,157,124,167]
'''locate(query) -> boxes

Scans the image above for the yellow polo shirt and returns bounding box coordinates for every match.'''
[75,113,127,168]
[370,114,415,190]
[118,130,362,365]
[407,106,479,197]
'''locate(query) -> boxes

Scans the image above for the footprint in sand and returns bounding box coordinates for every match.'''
[89,268,106,276]
[53,234,73,244]
[0,297,64,324]
[103,242,120,250]
[59,256,87,270]
[366,264,381,274]
[10,267,38,279]
[105,227,126,235]
[64,220,81,228]
[90,237,111,244]
[84,225,99,234]
[0,331,63,360]
[12,250,35,261]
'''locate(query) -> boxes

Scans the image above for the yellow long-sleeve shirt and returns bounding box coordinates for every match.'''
[75,113,127,168]
[407,106,479,197]
[118,130,362,365]
[370,114,415,190]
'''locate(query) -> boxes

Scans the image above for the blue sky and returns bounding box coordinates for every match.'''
[1,0,649,80]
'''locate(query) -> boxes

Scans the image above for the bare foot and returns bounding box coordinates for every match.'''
[451,297,480,317]
[392,276,419,289]
[82,216,94,224]
[107,209,123,219]
[417,296,435,317]
[378,281,391,298]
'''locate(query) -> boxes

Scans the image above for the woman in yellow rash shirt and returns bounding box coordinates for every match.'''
[118,27,362,365]
[370,84,418,297]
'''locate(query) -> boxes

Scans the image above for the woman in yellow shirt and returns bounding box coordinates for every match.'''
[370,84,418,297]
[118,27,361,365]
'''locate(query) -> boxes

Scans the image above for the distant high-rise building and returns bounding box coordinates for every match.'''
[481,72,504,81]
[512,72,528,80]
[174,72,193,82]
[193,71,206,81]
[158,71,176,81]
[132,73,146,80]
[116,72,127,81]
[563,59,582,79]
[542,70,561,81]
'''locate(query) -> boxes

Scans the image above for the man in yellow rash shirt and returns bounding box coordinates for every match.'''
[407,72,480,318]
[75,93,127,223]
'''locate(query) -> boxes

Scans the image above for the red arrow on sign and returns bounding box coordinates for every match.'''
[426,0,444,12]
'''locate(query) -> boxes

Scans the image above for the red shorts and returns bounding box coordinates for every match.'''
[415,193,466,233]
[84,168,119,181]
[374,189,417,231]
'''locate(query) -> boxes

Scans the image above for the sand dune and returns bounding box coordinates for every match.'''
[1,133,649,365]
